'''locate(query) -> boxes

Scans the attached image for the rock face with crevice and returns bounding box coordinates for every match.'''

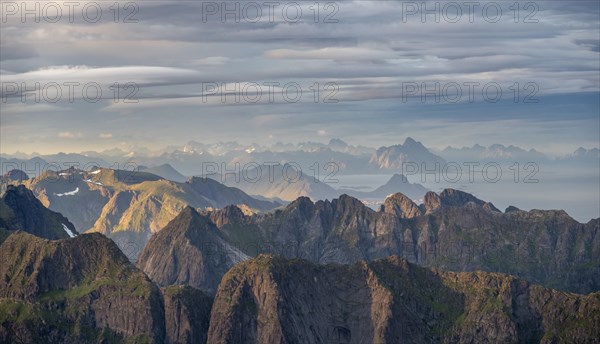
[162,285,213,344]
[208,255,600,344]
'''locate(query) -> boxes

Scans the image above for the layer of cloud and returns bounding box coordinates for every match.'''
[0,0,598,154]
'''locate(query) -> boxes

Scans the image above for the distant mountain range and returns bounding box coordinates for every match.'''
[441,143,549,162]
[139,163,188,183]
[559,147,600,161]
[369,137,446,169]
[216,163,428,202]
[3,138,596,180]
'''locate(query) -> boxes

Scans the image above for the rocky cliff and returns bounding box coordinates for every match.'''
[136,206,249,294]
[0,184,77,240]
[162,285,213,344]
[0,231,213,343]
[208,255,600,344]
[0,231,165,343]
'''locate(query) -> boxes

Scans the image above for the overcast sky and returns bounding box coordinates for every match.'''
[1,0,598,155]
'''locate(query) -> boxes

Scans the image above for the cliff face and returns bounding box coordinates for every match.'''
[208,255,600,344]
[0,184,77,240]
[0,231,165,343]
[162,286,213,344]
[208,189,599,294]
[136,206,249,294]
[0,231,215,344]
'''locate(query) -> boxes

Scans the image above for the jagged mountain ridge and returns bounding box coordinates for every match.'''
[136,188,598,296]
[208,254,600,343]
[0,196,598,343]
[201,189,599,293]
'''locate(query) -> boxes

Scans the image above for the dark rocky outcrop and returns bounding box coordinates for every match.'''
[0,231,214,344]
[162,286,213,344]
[0,184,77,239]
[0,232,165,343]
[208,255,600,344]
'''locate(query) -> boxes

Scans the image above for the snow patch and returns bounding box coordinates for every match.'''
[55,187,79,197]
[89,169,101,175]
[62,223,76,238]
[58,172,71,176]
[84,179,104,186]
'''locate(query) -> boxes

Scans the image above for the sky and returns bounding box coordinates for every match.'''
[1,0,599,155]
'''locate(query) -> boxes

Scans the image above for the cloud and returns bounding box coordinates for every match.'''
[265,47,396,61]
[58,131,82,139]
[317,129,327,137]
[0,0,598,155]
[99,133,113,139]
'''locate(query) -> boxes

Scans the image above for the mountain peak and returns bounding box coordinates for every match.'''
[288,196,315,209]
[423,191,442,213]
[328,138,348,148]
[439,189,500,212]
[382,193,422,219]
[403,137,419,146]
[389,173,409,183]
[2,169,29,182]
[334,193,367,210]
[165,206,213,234]
[422,189,500,213]
[137,206,248,294]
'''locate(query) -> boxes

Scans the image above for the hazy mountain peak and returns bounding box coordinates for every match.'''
[403,137,419,146]
[328,138,348,148]
[2,169,29,182]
